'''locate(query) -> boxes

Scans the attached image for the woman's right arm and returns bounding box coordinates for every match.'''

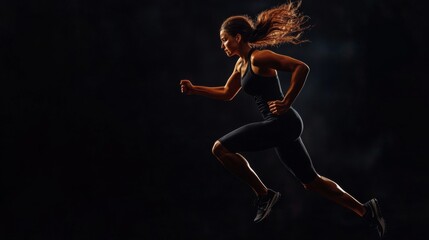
[180,60,242,101]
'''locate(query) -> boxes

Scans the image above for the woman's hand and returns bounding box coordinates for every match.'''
[268,100,290,115]
[180,79,194,95]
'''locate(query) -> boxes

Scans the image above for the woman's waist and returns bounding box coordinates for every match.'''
[259,106,300,121]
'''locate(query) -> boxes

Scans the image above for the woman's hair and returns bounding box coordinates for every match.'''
[220,1,310,47]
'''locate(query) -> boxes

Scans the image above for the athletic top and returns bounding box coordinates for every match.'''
[241,49,285,120]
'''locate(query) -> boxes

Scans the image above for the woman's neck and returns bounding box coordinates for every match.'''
[237,44,252,61]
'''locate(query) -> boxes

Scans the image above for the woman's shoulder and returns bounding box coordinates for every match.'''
[233,58,244,74]
[251,49,280,66]
[251,49,278,59]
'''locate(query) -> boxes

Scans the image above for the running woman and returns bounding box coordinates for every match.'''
[180,1,385,238]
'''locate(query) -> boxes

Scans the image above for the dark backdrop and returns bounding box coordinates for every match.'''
[1,0,428,239]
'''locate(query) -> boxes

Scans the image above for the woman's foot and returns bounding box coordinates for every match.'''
[253,189,281,222]
[363,198,386,238]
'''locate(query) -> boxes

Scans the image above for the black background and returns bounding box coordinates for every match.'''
[1,0,428,239]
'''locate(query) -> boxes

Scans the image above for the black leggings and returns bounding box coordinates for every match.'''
[218,108,318,184]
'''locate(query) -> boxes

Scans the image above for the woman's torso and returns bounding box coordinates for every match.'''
[240,49,291,120]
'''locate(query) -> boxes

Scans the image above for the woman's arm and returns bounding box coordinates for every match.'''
[252,50,310,114]
[180,60,242,101]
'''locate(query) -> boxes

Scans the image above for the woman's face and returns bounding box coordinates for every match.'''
[220,30,239,57]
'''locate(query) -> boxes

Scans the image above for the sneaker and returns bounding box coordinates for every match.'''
[364,198,386,238]
[253,189,281,223]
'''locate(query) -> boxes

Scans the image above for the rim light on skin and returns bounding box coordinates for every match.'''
[220,30,237,57]
[220,30,250,58]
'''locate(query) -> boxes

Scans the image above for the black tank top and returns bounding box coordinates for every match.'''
[241,49,285,120]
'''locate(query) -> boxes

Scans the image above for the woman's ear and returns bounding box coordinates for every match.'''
[235,34,242,43]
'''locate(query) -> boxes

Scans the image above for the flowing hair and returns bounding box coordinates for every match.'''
[220,1,310,48]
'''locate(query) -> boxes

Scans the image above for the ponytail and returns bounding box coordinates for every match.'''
[220,1,310,48]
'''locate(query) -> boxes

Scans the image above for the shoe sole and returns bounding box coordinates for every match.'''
[255,192,281,223]
[369,199,386,238]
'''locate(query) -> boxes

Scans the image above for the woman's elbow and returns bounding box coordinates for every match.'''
[224,94,235,101]
[301,63,310,74]
[223,88,239,101]
[299,63,310,75]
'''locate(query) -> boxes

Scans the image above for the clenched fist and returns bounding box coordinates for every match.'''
[180,79,194,95]
[267,100,290,115]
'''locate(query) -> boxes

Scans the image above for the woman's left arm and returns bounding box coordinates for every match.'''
[252,50,310,115]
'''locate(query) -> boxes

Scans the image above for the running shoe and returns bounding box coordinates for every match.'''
[364,198,386,238]
[253,189,281,223]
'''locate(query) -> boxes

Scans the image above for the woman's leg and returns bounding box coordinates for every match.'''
[212,140,268,196]
[276,138,366,217]
[303,175,367,217]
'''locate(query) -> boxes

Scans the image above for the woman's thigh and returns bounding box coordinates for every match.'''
[275,138,318,184]
[218,121,280,153]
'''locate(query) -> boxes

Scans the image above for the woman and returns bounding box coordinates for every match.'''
[179,1,385,238]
